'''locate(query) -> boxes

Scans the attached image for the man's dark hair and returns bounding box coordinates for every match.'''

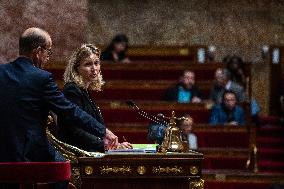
[19,32,47,55]
[222,90,237,102]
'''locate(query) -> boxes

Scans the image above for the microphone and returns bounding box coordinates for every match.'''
[126,100,138,109]
[126,100,168,126]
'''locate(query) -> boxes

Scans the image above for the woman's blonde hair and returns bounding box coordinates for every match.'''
[64,44,105,91]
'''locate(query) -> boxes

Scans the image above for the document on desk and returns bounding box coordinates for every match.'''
[106,144,157,154]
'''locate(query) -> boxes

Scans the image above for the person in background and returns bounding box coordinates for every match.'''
[147,114,197,150]
[101,34,130,63]
[162,70,202,103]
[147,121,167,145]
[226,55,246,88]
[178,114,198,150]
[58,44,132,152]
[222,55,231,65]
[209,90,245,126]
[210,68,245,104]
[210,68,225,103]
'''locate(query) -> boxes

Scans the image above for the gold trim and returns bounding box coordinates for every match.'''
[100,166,132,175]
[190,166,199,175]
[137,166,146,175]
[71,166,81,188]
[152,166,183,175]
[84,166,94,175]
[190,179,204,189]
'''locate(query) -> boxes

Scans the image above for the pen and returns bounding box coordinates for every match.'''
[123,136,127,142]
[122,136,133,149]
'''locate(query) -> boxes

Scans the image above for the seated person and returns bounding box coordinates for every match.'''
[226,55,246,88]
[162,70,202,103]
[58,44,132,152]
[147,120,167,145]
[210,68,245,104]
[147,114,197,150]
[209,90,245,126]
[101,34,130,63]
[177,114,198,150]
[210,68,224,103]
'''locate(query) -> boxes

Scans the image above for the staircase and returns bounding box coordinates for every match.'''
[257,118,284,173]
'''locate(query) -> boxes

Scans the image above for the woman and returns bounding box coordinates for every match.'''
[177,114,197,150]
[101,34,130,63]
[226,55,246,88]
[58,44,132,152]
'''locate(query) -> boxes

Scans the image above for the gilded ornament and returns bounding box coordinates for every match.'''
[100,166,132,175]
[152,165,183,175]
[71,166,82,188]
[84,166,93,175]
[137,166,146,175]
[190,179,204,189]
[190,166,199,175]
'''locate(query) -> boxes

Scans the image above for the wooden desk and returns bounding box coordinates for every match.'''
[78,152,204,189]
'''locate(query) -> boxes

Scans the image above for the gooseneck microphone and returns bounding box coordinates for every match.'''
[126,100,139,109]
[126,100,168,126]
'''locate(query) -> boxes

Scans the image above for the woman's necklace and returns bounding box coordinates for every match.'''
[84,89,103,117]
[85,89,93,104]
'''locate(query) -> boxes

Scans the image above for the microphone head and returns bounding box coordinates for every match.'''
[126,100,136,107]
[157,113,165,119]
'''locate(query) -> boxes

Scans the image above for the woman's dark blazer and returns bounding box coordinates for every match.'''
[58,82,105,152]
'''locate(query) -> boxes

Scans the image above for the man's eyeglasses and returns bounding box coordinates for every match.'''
[41,46,52,56]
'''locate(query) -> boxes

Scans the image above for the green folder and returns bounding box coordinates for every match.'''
[132,144,157,152]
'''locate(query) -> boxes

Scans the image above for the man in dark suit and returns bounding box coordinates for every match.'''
[210,68,246,104]
[0,27,117,188]
[162,70,202,103]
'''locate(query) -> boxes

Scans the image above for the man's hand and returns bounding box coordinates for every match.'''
[105,128,118,149]
[192,97,201,103]
[227,121,238,126]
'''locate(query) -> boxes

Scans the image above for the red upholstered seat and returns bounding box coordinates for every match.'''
[0,162,71,183]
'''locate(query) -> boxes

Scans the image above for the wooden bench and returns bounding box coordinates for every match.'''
[109,123,249,147]
[55,79,213,100]
[47,61,222,81]
[96,101,212,124]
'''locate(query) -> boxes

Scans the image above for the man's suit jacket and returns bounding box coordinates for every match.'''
[210,81,245,104]
[0,57,106,162]
[229,81,245,102]
[58,82,105,152]
[209,104,245,125]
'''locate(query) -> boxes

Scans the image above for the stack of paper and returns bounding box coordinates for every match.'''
[106,144,157,154]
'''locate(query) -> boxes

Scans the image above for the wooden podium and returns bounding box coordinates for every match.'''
[78,152,204,189]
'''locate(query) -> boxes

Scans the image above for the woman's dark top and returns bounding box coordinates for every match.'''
[58,82,105,152]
